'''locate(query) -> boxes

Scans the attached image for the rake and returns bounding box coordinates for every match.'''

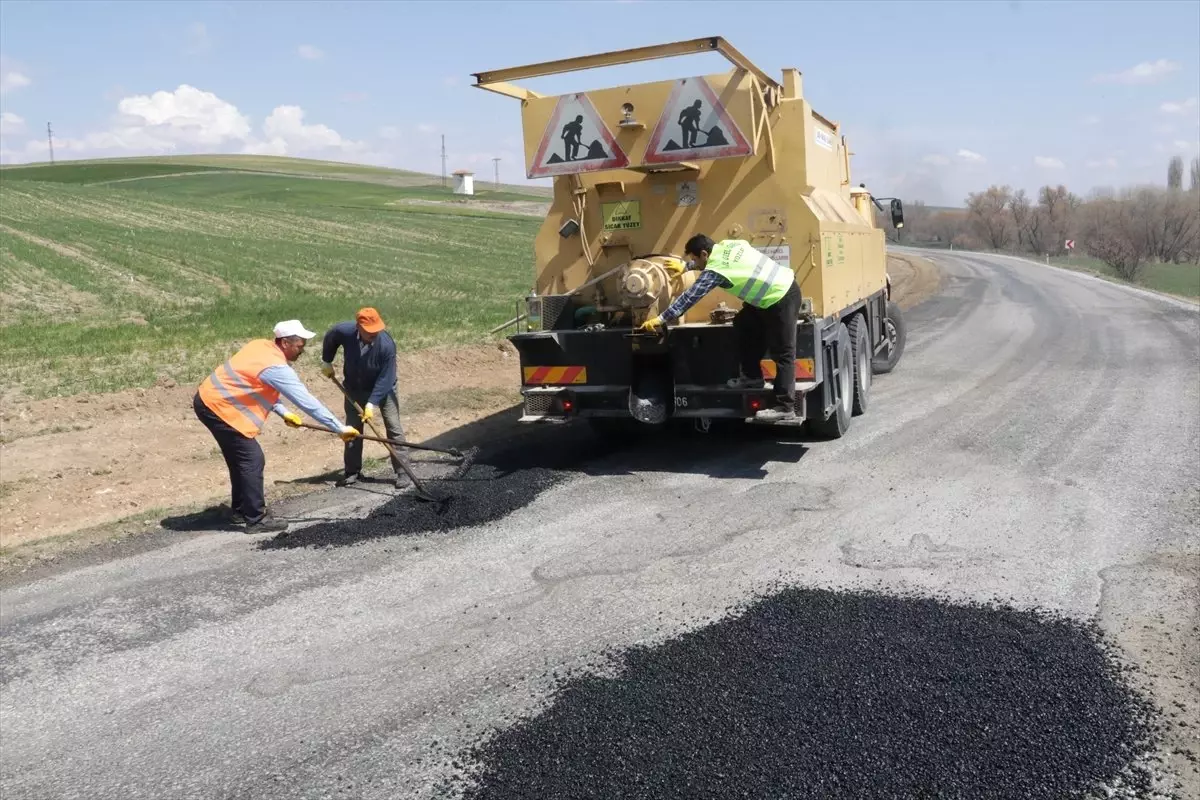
[296,420,479,483]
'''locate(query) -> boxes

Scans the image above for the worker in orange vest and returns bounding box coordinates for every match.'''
[193,319,360,534]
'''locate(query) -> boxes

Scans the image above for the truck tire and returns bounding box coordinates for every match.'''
[807,324,852,439]
[872,300,907,375]
[848,314,871,416]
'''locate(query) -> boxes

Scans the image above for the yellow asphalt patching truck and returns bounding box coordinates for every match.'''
[473,37,907,438]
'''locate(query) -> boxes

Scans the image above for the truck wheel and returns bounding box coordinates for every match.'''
[807,324,852,439]
[848,314,871,416]
[872,300,907,375]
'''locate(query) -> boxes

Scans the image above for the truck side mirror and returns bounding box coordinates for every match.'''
[890,199,904,229]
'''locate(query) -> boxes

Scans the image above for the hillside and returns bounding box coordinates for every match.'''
[0,154,550,402]
[0,154,554,196]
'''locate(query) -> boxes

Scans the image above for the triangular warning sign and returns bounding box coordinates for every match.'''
[528,93,629,179]
[643,76,753,165]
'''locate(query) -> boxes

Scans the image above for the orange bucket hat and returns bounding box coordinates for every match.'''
[356,307,386,333]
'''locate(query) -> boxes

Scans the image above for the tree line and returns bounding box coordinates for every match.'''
[876,156,1200,282]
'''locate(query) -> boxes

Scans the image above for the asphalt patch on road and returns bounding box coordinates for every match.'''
[448,586,1166,800]
[257,423,807,551]
[256,430,618,550]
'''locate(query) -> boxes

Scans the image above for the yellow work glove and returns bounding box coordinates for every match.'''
[638,315,665,333]
[321,362,335,379]
[339,425,360,442]
[361,403,377,423]
[663,259,685,278]
[283,411,303,428]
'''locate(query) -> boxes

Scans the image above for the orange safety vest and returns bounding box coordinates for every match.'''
[197,339,288,438]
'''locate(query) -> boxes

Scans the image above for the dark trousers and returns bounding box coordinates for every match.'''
[193,392,268,524]
[734,280,802,411]
[343,388,406,476]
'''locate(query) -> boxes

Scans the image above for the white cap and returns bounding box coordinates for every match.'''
[273,319,316,339]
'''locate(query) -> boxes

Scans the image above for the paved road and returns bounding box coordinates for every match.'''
[3,250,1198,799]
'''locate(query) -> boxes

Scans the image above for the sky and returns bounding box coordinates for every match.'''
[1,0,1198,206]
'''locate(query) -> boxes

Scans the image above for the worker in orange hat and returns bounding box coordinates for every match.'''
[321,308,408,488]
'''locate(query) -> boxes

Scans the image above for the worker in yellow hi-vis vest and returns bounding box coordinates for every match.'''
[640,234,801,422]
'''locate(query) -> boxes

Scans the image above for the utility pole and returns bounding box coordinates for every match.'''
[493,157,501,189]
[47,122,55,165]
[440,135,447,189]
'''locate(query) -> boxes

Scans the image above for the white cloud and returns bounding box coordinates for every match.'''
[183,22,211,55]
[0,111,26,136]
[417,123,438,135]
[1092,59,1180,85]
[956,149,985,162]
[1,84,362,162]
[1034,156,1065,169]
[0,70,31,94]
[247,105,364,156]
[116,85,252,145]
[378,125,402,141]
[297,44,324,60]
[0,55,32,95]
[1161,97,1197,114]
[1172,139,1196,152]
[922,154,950,166]
[1086,157,1118,169]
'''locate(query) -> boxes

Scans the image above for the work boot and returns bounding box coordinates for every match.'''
[229,511,247,526]
[336,472,360,487]
[394,474,409,490]
[727,375,765,390]
[755,405,797,422]
[244,514,289,534]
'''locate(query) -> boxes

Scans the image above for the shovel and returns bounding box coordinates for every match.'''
[296,421,478,479]
[320,374,446,504]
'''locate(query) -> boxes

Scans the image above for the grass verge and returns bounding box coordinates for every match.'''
[1047,255,1200,300]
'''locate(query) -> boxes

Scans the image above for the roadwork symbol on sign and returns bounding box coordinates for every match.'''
[529,93,629,178]
[643,76,752,164]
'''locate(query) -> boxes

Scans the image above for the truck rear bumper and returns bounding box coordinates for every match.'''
[510,323,823,424]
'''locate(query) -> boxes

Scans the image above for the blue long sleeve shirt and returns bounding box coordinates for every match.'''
[321,321,398,407]
[261,365,345,432]
[660,270,732,322]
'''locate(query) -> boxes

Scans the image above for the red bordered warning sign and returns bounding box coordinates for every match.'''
[643,76,753,165]
[528,93,629,179]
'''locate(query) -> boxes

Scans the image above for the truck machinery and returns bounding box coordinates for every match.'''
[472,37,907,438]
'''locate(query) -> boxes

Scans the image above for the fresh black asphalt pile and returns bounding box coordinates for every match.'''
[451,586,1163,800]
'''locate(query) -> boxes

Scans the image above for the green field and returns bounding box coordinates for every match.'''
[0,154,553,194]
[1047,255,1200,300]
[0,156,549,401]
